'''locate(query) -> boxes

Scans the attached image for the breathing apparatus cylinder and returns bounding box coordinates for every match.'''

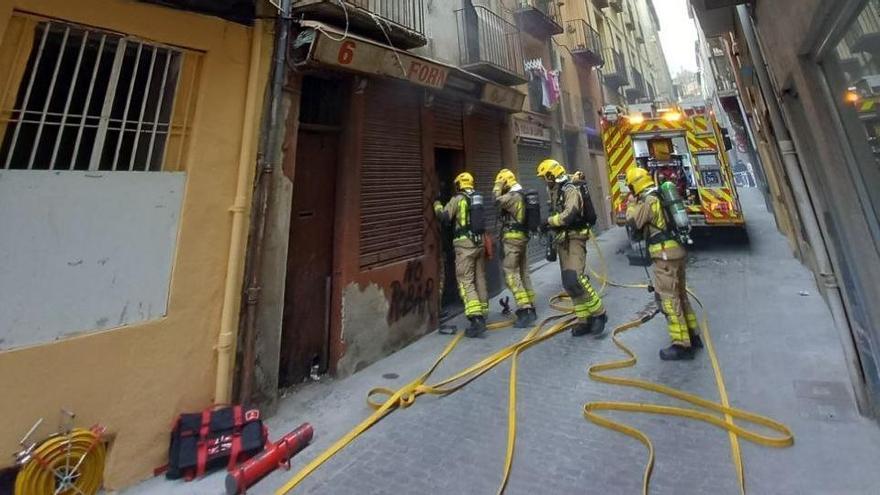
[658,181,692,244]
[469,193,486,235]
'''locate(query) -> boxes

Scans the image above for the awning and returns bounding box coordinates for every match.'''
[292,21,525,113]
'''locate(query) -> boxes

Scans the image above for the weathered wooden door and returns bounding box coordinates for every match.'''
[280,130,337,386]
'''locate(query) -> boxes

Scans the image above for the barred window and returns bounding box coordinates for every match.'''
[0,16,199,171]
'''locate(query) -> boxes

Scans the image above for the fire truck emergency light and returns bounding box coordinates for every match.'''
[844,88,860,105]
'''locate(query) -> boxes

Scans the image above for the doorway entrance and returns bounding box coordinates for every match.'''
[279,76,344,386]
[434,148,464,310]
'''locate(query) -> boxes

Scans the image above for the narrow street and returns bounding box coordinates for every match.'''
[125,188,880,495]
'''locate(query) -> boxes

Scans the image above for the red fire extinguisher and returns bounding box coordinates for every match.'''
[225,423,314,495]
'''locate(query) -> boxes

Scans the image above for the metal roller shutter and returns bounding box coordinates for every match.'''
[470,107,504,236]
[433,95,464,149]
[469,106,505,295]
[359,82,424,270]
[517,144,553,265]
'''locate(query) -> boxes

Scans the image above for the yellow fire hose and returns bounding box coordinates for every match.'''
[14,427,106,495]
[582,236,792,494]
[276,237,794,495]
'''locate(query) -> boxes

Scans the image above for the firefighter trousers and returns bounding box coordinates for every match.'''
[558,235,604,322]
[653,256,699,346]
[501,237,535,309]
[455,241,488,317]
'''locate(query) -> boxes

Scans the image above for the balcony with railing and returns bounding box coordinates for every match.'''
[565,19,604,67]
[292,0,426,49]
[625,68,646,102]
[514,0,563,37]
[456,6,527,86]
[602,47,628,87]
[846,1,880,53]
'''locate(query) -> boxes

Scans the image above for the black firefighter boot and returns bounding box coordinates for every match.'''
[689,332,704,350]
[514,308,531,329]
[571,318,594,337]
[589,313,609,338]
[659,343,695,361]
[465,316,488,338]
[527,307,538,324]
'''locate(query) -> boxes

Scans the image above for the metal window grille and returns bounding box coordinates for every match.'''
[0,20,184,171]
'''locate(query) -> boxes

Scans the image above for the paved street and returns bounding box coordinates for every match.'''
[124,188,880,495]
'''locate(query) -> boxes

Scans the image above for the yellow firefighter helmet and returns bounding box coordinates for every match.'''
[454,171,475,190]
[536,159,566,181]
[494,168,517,191]
[625,167,655,195]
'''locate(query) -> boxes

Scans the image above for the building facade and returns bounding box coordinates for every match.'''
[690,0,880,417]
[0,0,274,487]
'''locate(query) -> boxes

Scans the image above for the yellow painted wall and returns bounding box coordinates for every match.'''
[0,0,272,488]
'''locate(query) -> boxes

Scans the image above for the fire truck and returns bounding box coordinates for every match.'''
[600,99,745,230]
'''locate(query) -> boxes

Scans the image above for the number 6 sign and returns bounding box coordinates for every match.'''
[338,40,355,65]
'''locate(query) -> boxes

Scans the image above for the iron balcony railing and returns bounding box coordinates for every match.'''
[456,5,527,85]
[626,69,646,101]
[602,47,628,86]
[515,0,563,36]
[565,19,604,66]
[520,0,560,21]
[346,0,424,34]
[293,0,426,48]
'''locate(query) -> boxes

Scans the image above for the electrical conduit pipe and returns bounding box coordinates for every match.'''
[215,20,264,404]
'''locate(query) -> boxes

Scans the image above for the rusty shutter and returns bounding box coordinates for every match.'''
[470,107,504,236]
[359,82,424,270]
[468,106,506,295]
[433,95,463,149]
[517,144,553,265]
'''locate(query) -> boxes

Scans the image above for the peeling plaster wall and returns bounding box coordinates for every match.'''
[337,280,432,376]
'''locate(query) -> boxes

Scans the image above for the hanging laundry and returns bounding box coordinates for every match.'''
[547,70,561,107]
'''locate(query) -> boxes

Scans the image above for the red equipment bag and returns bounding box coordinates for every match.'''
[165,405,268,480]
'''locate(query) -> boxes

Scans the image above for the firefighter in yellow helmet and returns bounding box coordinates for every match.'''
[625,167,702,360]
[434,171,489,337]
[536,159,607,337]
[493,168,537,328]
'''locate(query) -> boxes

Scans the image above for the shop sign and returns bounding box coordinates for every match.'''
[514,118,551,142]
[313,35,448,90]
[480,84,525,112]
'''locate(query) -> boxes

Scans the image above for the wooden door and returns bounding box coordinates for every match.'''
[280,130,336,386]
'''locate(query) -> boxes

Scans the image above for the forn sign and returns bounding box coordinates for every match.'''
[315,36,448,90]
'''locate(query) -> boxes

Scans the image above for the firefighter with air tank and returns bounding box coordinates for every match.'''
[493,168,540,328]
[625,166,704,360]
[434,172,489,338]
[536,159,608,338]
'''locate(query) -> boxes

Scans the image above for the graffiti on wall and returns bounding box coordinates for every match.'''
[387,260,435,324]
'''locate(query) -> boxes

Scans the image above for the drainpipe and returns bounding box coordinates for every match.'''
[737,5,869,414]
[215,18,264,405]
[239,0,292,406]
